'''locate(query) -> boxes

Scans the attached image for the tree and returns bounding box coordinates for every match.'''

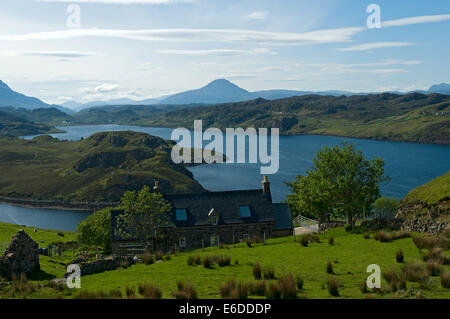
[115,186,172,250]
[76,208,112,254]
[287,143,389,231]
[372,196,399,222]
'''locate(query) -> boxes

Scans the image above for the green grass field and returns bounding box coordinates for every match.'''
[1,223,448,299]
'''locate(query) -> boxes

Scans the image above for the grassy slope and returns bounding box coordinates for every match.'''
[402,171,450,205]
[74,229,449,299]
[1,226,449,299]
[0,110,63,137]
[141,93,450,144]
[0,131,203,202]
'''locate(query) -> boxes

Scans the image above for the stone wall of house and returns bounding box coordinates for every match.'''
[0,230,40,279]
[112,222,274,255]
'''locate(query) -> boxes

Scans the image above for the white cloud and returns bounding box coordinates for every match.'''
[1,50,103,58]
[245,11,269,20]
[156,48,275,56]
[338,42,417,52]
[0,27,364,46]
[33,0,194,4]
[80,83,119,94]
[382,14,450,27]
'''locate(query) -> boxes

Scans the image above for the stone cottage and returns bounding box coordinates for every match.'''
[111,176,293,255]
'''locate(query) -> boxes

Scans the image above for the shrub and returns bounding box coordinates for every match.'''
[363,232,370,239]
[391,231,411,240]
[328,236,335,246]
[248,281,266,296]
[425,261,443,276]
[155,251,164,261]
[441,270,450,288]
[402,261,429,283]
[327,278,340,297]
[187,255,194,266]
[278,274,297,299]
[119,260,130,269]
[253,263,262,280]
[234,259,239,265]
[108,289,122,299]
[142,253,154,265]
[203,256,212,268]
[246,240,252,248]
[193,255,202,265]
[300,236,309,247]
[383,270,406,292]
[263,267,276,280]
[396,249,404,263]
[125,286,136,298]
[360,280,368,293]
[217,255,231,267]
[11,273,35,295]
[422,247,448,264]
[373,231,392,242]
[266,283,282,299]
[76,208,112,254]
[163,254,171,261]
[326,260,334,274]
[413,235,448,250]
[220,280,248,299]
[172,281,197,299]
[138,283,162,299]
[295,275,304,290]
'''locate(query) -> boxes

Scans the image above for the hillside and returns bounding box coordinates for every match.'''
[0,131,204,202]
[0,110,63,137]
[0,107,73,126]
[143,92,450,144]
[402,171,450,206]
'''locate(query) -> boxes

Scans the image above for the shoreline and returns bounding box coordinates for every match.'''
[0,196,118,211]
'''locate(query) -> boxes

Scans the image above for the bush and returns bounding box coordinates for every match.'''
[217,255,231,267]
[155,251,164,261]
[125,286,136,298]
[253,263,262,280]
[266,283,282,299]
[295,275,304,290]
[383,270,406,292]
[402,261,429,283]
[163,254,171,261]
[425,261,443,276]
[172,281,197,299]
[413,235,448,250]
[441,270,450,288]
[360,280,368,293]
[300,236,309,247]
[193,255,202,265]
[203,256,212,268]
[220,280,248,299]
[142,253,154,265]
[138,283,162,299]
[363,232,370,239]
[263,267,276,280]
[246,240,252,248]
[76,208,112,254]
[326,260,334,274]
[108,289,122,299]
[396,249,404,263]
[248,281,266,296]
[11,273,35,295]
[327,278,340,297]
[187,255,194,266]
[373,231,392,242]
[278,274,297,299]
[328,236,335,246]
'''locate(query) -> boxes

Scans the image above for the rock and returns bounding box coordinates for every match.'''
[0,230,40,279]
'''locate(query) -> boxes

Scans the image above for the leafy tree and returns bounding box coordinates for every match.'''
[76,208,112,254]
[372,196,399,221]
[115,186,172,250]
[287,143,388,231]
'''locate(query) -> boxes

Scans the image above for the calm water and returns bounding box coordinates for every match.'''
[3,124,448,230]
[0,203,90,231]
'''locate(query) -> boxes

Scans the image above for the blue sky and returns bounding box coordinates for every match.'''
[0,0,449,106]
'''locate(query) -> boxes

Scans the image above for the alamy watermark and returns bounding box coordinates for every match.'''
[171,120,280,174]
[367,4,381,29]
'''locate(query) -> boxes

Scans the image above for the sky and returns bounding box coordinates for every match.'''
[0,0,449,106]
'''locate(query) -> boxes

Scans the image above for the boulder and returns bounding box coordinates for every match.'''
[0,230,40,279]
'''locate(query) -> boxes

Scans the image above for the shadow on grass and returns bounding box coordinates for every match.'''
[28,269,56,281]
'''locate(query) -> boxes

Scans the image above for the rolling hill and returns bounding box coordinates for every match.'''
[0,110,63,137]
[0,131,204,202]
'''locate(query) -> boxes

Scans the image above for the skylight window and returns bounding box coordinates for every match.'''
[176,208,188,221]
[239,206,251,218]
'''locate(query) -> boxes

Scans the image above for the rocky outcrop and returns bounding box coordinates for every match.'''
[64,256,134,278]
[396,200,450,235]
[0,230,40,279]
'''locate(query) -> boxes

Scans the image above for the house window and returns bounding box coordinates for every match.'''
[179,238,186,248]
[239,206,252,218]
[210,215,218,225]
[176,209,188,221]
[210,236,219,247]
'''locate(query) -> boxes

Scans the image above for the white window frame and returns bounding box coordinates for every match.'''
[179,237,186,248]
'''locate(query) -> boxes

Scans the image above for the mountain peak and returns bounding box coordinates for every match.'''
[204,79,243,89]
[0,80,11,90]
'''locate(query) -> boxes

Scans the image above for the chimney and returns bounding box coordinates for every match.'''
[262,176,271,197]
[153,180,160,193]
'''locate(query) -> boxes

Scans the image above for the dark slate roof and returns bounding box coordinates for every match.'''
[273,203,293,231]
[111,189,275,241]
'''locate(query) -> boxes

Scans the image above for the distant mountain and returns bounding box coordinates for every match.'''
[428,83,450,95]
[0,80,73,114]
[0,107,74,126]
[62,97,161,111]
